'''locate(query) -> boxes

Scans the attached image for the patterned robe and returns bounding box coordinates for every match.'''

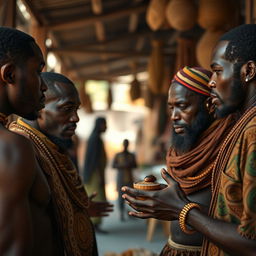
[201,107,256,256]
[9,119,98,256]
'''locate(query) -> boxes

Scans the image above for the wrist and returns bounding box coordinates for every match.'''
[179,202,201,234]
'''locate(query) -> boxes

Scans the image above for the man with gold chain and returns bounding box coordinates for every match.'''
[123,66,235,256]
[122,24,256,256]
[9,72,113,256]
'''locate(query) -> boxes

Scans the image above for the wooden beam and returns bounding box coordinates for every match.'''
[135,37,145,51]
[70,55,149,72]
[49,29,153,53]
[0,0,16,27]
[129,13,139,33]
[48,48,150,58]
[77,64,148,81]
[91,0,105,42]
[95,21,106,42]
[48,3,147,30]
[29,18,48,61]
[91,0,102,15]
[21,0,44,25]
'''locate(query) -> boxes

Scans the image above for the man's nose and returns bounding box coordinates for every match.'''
[209,79,217,89]
[171,108,180,121]
[70,111,79,122]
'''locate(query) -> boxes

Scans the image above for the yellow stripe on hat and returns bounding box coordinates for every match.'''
[176,72,210,95]
[184,67,209,87]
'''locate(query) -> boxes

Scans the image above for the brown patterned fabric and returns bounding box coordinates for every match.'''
[201,106,256,256]
[166,115,235,195]
[9,119,96,256]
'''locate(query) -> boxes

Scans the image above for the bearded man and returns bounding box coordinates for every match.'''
[123,24,256,256]
[9,72,113,256]
[123,66,235,256]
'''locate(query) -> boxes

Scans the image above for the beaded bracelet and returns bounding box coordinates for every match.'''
[179,202,201,234]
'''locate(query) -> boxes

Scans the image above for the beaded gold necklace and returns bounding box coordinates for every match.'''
[201,105,256,256]
[0,113,8,126]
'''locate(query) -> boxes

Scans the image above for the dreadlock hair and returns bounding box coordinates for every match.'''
[0,26,36,66]
[220,24,256,63]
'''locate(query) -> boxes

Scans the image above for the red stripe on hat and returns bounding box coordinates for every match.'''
[174,75,210,96]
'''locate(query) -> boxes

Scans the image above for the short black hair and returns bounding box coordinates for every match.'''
[0,26,36,66]
[220,24,256,63]
[41,72,74,88]
[41,72,75,99]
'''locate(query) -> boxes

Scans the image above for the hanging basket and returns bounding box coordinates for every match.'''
[196,30,224,69]
[146,0,168,31]
[198,0,235,31]
[148,40,164,94]
[166,0,197,31]
[130,78,142,101]
[107,85,112,110]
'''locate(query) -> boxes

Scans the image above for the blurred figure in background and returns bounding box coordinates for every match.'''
[83,117,108,233]
[112,139,137,221]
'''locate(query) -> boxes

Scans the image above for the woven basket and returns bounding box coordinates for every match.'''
[196,30,224,69]
[166,0,197,31]
[130,78,142,101]
[146,0,168,31]
[198,0,234,31]
[148,40,164,94]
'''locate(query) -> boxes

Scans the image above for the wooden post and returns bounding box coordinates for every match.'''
[0,0,16,27]
[30,18,48,62]
[245,0,256,24]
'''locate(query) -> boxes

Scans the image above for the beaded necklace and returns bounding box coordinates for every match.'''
[201,105,256,256]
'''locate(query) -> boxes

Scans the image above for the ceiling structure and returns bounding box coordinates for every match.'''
[19,0,190,82]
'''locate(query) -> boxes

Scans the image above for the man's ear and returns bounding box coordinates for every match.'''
[0,63,15,84]
[243,61,256,83]
[205,97,215,115]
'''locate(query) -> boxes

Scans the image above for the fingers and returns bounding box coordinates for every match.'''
[128,211,153,219]
[89,191,97,200]
[122,186,151,198]
[161,168,177,186]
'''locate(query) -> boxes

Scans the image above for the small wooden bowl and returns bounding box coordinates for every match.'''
[133,175,161,200]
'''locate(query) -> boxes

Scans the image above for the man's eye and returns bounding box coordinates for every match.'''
[213,69,222,75]
[179,104,187,109]
[62,106,72,111]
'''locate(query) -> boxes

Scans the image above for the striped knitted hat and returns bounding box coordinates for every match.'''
[172,66,212,96]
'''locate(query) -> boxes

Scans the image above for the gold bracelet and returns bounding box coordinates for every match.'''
[179,202,201,235]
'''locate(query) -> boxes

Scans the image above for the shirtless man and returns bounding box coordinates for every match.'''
[0,27,59,255]
[9,72,113,255]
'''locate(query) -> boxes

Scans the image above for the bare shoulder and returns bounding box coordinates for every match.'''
[0,129,36,193]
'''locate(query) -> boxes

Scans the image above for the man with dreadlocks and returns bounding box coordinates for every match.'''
[122,66,234,256]
[123,24,256,256]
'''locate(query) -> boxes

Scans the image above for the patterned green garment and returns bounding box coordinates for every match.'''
[208,116,256,256]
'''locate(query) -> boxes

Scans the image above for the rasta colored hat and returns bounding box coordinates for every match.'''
[172,66,212,96]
